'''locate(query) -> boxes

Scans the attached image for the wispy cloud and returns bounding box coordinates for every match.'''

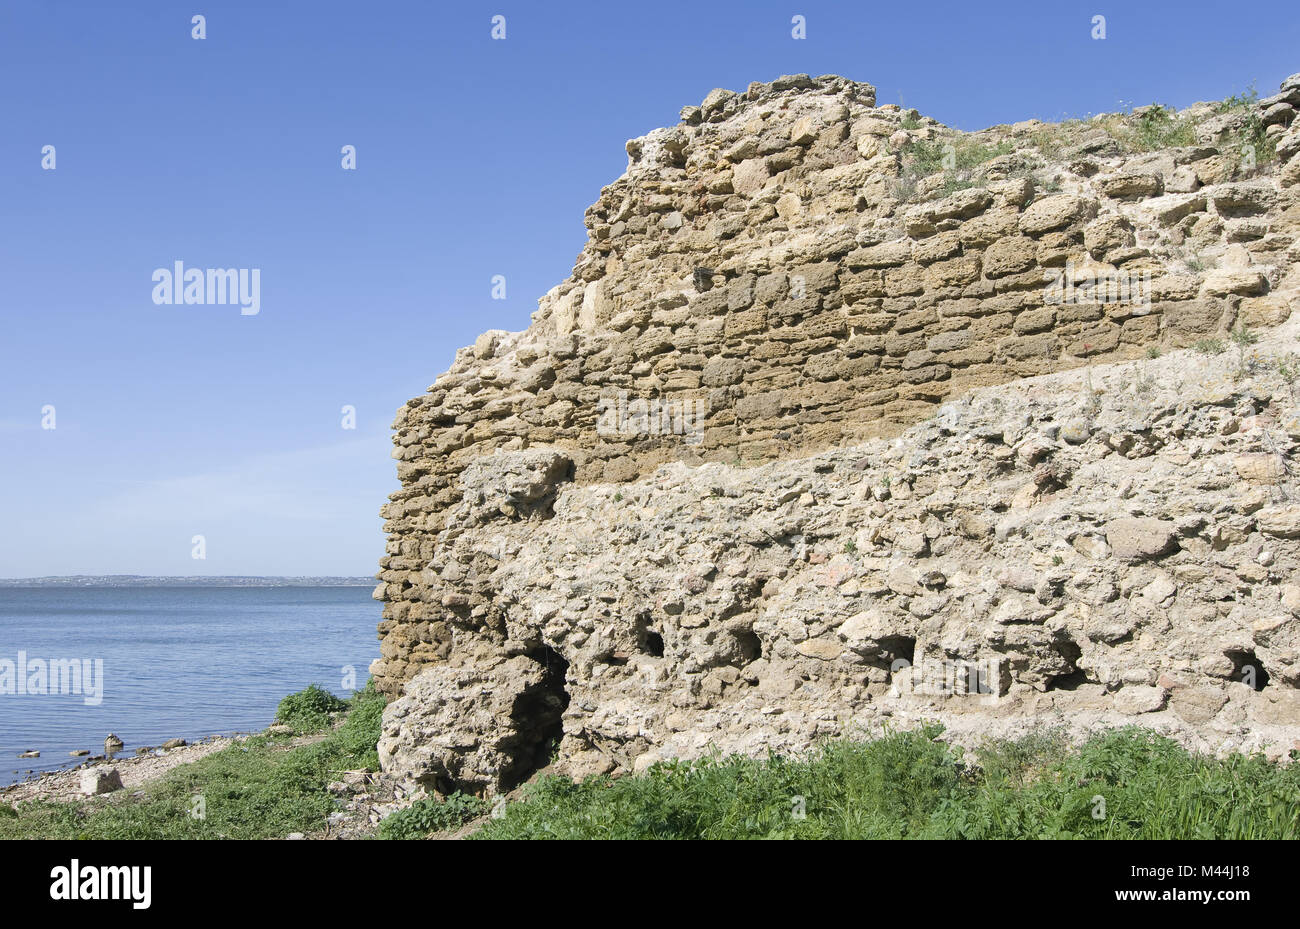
[3,433,397,576]
[92,435,390,523]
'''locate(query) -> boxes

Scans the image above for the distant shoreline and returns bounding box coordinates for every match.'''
[0,576,376,588]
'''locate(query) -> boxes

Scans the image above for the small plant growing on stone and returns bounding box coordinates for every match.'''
[894,136,1013,202]
[1193,338,1226,356]
[844,540,858,554]
[1230,325,1260,377]
[1052,555,1064,567]
[938,174,977,197]
[1080,366,1102,417]
[890,173,919,202]
[1214,84,1260,114]
[1125,104,1198,152]
[1275,353,1300,401]
[1145,346,1162,359]
[1213,84,1277,171]
[613,492,622,502]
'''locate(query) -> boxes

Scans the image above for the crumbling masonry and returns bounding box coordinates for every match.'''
[374,73,1300,793]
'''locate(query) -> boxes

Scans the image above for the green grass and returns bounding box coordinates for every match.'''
[1275,352,1299,386]
[378,792,489,839]
[1020,85,1277,173]
[893,137,1014,201]
[1213,86,1277,168]
[8,696,1297,840]
[1214,84,1261,114]
[1126,105,1199,151]
[471,726,1300,840]
[894,82,1277,206]
[1103,90,1275,167]
[275,682,349,733]
[0,683,385,839]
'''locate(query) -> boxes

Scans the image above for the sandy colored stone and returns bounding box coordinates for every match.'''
[370,75,1300,788]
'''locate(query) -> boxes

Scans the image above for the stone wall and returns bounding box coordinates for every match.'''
[373,74,1300,780]
[377,337,1300,793]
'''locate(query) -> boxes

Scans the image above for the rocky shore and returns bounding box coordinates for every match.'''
[1,735,238,806]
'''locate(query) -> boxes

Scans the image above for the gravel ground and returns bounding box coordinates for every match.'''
[0,736,243,806]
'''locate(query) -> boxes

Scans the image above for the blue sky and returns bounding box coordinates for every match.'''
[1,0,1296,576]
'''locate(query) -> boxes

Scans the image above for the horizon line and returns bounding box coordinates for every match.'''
[0,574,377,584]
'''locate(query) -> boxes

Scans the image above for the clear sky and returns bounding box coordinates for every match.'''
[1,0,1297,576]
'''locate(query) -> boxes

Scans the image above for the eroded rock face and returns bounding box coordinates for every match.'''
[377,335,1300,791]
[377,73,1300,793]
[378,652,568,795]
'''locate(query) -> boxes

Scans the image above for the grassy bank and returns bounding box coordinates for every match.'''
[6,696,1298,840]
[0,683,385,840]
[459,725,1300,840]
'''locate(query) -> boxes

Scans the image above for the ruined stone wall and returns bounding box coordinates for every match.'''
[373,73,1300,709]
[377,339,1300,794]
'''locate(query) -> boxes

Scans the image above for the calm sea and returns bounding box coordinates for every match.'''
[0,586,380,785]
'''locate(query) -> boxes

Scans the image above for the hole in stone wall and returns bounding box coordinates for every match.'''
[1046,669,1088,691]
[1045,635,1085,691]
[731,629,762,664]
[1226,649,1271,690]
[502,645,571,792]
[879,635,916,665]
[634,612,665,657]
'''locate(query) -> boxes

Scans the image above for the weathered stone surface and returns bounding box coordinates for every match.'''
[1239,295,1293,328]
[732,157,770,194]
[1203,269,1268,296]
[79,767,123,796]
[1096,171,1164,200]
[1105,518,1178,563]
[1020,195,1093,234]
[378,654,569,794]
[1170,688,1229,725]
[1114,686,1168,715]
[1258,506,1300,539]
[1235,453,1287,484]
[983,236,1036,277]
[1084,215,1134,257]
[847,240,911,268]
